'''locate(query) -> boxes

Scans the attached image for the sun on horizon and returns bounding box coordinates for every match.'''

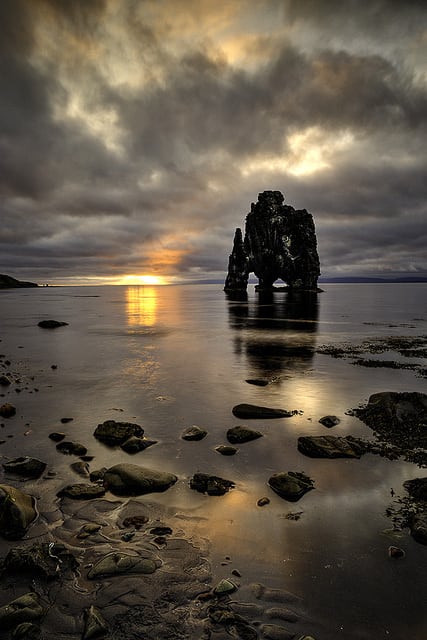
[118,274,168,286]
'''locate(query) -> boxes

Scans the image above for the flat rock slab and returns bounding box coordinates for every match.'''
[94,420,144,446]
[104,463,178,496]
[268,472,314,502]
[232,404,294,419]
[297,435,366,459]
[57,483,106,500]
[3,456,46,479]
[190,473,235,496]
[37,320,68,328]
[87,551,161,579]
[227,425,263,444]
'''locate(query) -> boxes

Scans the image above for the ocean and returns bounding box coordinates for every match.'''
[0,283,426,639]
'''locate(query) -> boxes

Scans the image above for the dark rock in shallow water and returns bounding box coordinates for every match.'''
[37,319,68,328]
[190,473,235,496]
[56,440,87,456]
[49,431,66,442]
[120,435,157,453]
[0,484,37,539]
[0,592,44,629]
[224,191,320,292]
[0,402,16,418]
[94,419,144,445]
[409,512,427,545]
[232,404,294,419]
[181,425,208,441]
[319,415,340,428]
[57,483,106,500]
[297,435,367,459]
[216,445,238,456]
[0,375,11,386]
[268,471,314,502]
[246,378,269,386]
[3,456,46,479]
[104,463,177,496]
[227,425,263,444]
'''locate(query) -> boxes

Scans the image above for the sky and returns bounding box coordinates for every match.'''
[1,0,426,285]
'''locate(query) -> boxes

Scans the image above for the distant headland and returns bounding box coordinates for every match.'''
[0,274,38,289]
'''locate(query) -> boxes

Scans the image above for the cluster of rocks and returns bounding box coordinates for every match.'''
[224,191,320,292]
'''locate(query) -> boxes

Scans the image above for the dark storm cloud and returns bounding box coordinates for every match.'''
[0,0,426,282]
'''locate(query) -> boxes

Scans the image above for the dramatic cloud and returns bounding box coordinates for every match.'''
[1,0,426,283]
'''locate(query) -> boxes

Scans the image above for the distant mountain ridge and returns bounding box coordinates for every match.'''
[0,274,38,288]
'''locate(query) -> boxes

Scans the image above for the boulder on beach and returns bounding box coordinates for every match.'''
[0,484,37,539]
[227,425,263,444]
[297,435,367,459]
[94,420,144,446]
[268,471,314,502]
[104,463,177,496]
[0,592,44,630]
[2,456,46,479]
[232,404,294,419]
[189,473,235,496]
[37,320,68,328]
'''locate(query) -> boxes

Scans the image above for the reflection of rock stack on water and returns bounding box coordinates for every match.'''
[227,290,319,377]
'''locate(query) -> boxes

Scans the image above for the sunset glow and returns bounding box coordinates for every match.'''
[119,274,167,286]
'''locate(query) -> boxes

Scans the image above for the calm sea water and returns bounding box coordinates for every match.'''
[0,283,426,639]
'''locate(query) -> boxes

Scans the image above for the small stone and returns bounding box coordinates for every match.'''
[388,546,405,559]
[319,415,340,428]
[216,445,238,456]
[268,471,315,502]
[49,432,66,442]
[182,425,208,441]
[120,436,157,453]
[60,417,74,424]
[213,578,237,596]
[51,364,57,370]
[56,441,87,456]
[70,461,90,477]
[150,526,172,536]
[0,375,11,386]
[83,605,108,640]
[257,497,270,507]
[227,425,263,444]
[0,403,16,418]
[245,378,269,386]
[232,569,242,577]
[232,404,294,419]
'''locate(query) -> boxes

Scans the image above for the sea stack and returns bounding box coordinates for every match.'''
[224,191,320,292]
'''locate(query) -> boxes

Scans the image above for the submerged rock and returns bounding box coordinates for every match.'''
[56,440,87,456]
[94,420,144,446]
[224,191,320,292]
[232,404,294,419]
[181,425,208,441]
[268,471,314,502]
[120,436,157,453]
[3,456,46,479]
[0,593,44,630]
[297,435,367,459]
[227,425,263,444]
[87,551,161,579]
[190,473,235,496]
[37,319,68,328]
[104,463,177,496]
[0,484,37,539]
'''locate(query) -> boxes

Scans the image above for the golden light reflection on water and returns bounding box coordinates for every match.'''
[126,286,158,326]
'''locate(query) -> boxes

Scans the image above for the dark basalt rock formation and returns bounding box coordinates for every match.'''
[0,274,38,289]
[224,191,320,292]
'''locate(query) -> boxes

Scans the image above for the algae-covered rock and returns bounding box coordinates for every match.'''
[0,484,37,539]
[87,551,161,579]
[104,463,177,496]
